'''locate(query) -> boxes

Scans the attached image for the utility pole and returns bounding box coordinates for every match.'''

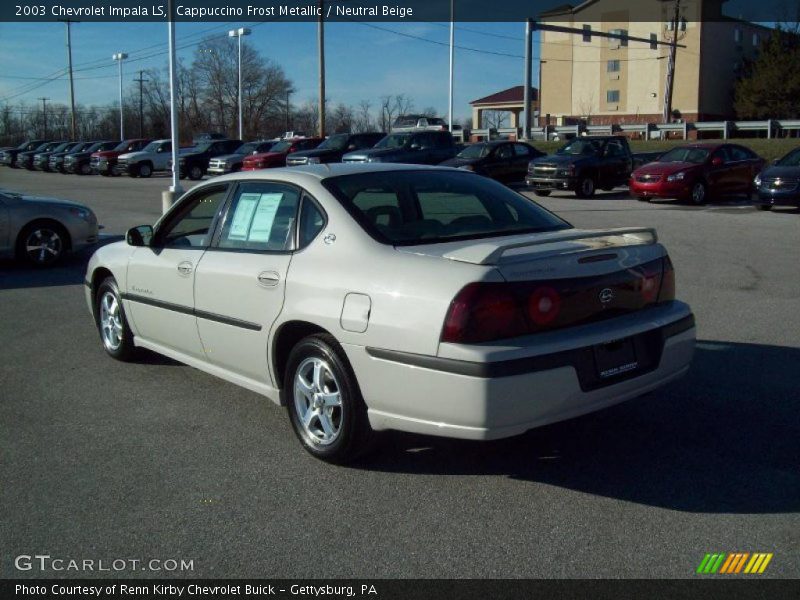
[522,19,533,139]
[286,90,291,131]
[662,0,681,124]
[166,0,183,207]
[59,19,78,139]
[133,70,148,138]
[317,0,325,138]
[228,27,251,141]
[38,97,49,138]
[448,0,454,135]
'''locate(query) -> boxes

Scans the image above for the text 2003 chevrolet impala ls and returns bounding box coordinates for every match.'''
[84,164,695,463]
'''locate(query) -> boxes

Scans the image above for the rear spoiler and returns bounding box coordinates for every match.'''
[444,227,658,265]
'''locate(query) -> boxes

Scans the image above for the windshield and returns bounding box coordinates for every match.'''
[192,142,214,153]
[317,134,349,151]
[85,142,105,153]
[268,141,292,153]
[457,144,491,159]
[235,142,262,154]
[658,147,710,164]
[113,141,133,151]
[557,139,604,156]
[323,170,570,245]
[375,134,411,149]
[50,142,70,152]
[777,148,800,167]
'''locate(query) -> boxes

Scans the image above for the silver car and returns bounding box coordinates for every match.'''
[0,189,99,266]
[84,164,695,463]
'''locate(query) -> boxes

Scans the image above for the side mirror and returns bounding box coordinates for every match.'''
[772,158,780,166]
[348,144,357,150]
[126,225,153,247]
[409,143,421,151]
[711,157,724,167]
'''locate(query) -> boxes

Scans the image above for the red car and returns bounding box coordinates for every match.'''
[242,137,323,171]
[90,139,151,176]
[630,143,764,205]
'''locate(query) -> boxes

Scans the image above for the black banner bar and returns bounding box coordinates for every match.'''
[1,0,798,23]
[2,579,798,600]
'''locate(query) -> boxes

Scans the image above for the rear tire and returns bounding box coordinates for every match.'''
[757,203,773,211]
[575,175,596,198]
[138,163,152,178]
[95,277,137,361]
[637,196,650,202]
[284,334,374,463]
[188,165,204,180]
[533,190,551,197]
[79,163,92,175]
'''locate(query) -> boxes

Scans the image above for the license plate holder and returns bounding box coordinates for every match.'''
[593,337,639,379]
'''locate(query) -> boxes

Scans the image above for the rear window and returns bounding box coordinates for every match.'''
[323,170,570,245]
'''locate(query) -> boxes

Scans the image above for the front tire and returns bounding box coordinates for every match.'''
[285,334,374,463]
[533,189,551,197]
[138,163,153,178]
[17,221,68,267]
[757,203,773,211]
[188,165,204,180]
[95,277,136,361]
[690,181,707,205]
[575,175,596,198]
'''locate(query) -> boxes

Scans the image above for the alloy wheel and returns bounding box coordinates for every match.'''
[25,227,63,265]
[293,357,344,446]
[99,291,124,352]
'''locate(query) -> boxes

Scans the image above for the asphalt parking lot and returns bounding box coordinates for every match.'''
[1,168,798,579]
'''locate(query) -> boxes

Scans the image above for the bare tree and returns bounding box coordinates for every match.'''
[353,100,374,132]
[482,110,508,129]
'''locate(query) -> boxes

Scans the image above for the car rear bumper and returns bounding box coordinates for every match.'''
[344,302,695,440]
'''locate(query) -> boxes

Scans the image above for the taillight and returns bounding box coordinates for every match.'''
[658,255,676,302]
[527,286,561,325]
[442,283,527,344]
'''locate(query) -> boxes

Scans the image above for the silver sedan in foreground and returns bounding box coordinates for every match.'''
[84,164,695,463]
[1,189,99,267]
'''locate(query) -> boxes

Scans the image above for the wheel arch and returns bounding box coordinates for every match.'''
[89,266,115,321]
[271,320,334,393]
[16,218,72,254]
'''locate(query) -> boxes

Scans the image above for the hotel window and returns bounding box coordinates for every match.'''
[607,90,620,103]
[650,33,658,49]
[582,24,591,42]
[607,60,621,72]
[610,28,628,47]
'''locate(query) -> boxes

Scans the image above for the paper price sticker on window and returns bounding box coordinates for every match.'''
[228,192,283,242]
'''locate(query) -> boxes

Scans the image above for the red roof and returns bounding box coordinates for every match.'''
[470,86,539,106]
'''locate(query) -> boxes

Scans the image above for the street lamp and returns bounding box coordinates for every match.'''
[228,27,251,140]
[112,52,128,140]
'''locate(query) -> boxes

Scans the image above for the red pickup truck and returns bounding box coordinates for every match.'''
[242,138,323,171]
[90,139,150,176]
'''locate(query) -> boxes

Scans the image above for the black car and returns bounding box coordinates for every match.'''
[19,141,66,170]
[754,146,800,210]
[35,141,84,172]
[342,131,456,165]
[48,142,94,173]
[174,139,242,180]
[0,140,49,168]
[286,133,386,166]
[64,140,118,175]
[440,141,545,183]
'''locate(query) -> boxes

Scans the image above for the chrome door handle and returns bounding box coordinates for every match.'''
[257,271,280,287]
[177,261,193,276]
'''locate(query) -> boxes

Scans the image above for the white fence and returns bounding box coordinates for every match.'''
[470,119,800,142]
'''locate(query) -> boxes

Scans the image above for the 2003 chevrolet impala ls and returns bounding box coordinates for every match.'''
[85,164,695,462]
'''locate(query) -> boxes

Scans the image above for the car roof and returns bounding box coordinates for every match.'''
[212,162,457,184]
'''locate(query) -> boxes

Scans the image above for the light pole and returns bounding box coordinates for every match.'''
[166,0,182,207]
[112,52,128,140]
[448,0,454,136]
[228,27,251,141]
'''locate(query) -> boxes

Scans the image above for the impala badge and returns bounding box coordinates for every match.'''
[599,288,615,304]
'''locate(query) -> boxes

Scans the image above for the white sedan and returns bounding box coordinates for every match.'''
[84,164,695,463]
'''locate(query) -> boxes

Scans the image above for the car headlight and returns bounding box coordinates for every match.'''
[306,157,320,164]
[666,171,687,182]
[754,174,762,187]
[69,207,92,222]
